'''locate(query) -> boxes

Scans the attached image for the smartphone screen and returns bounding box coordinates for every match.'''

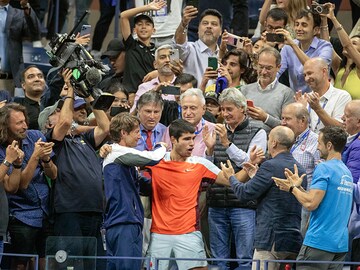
[80,24,91,36]
[208,57,218,70]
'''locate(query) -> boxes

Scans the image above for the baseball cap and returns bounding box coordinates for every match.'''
[38,99,63,131]
[205,91,219,106]
[134,13,154,26]
[101,38,125,59]
[74,96,86,109]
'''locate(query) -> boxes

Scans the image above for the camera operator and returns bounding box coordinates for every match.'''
[38,69,109,268]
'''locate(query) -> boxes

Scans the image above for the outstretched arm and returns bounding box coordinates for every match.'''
[120,1,166,41]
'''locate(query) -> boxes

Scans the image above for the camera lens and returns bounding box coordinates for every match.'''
[315,5,323,13]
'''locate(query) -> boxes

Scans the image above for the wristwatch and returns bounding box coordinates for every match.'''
[3,160,11,167]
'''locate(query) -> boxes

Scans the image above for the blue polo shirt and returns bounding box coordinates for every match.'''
[1,130,52,228]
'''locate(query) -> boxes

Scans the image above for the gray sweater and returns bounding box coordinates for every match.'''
[240,80,294,134]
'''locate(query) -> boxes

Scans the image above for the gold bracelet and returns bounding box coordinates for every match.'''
[320,26,328,30]
[336,25,343,31]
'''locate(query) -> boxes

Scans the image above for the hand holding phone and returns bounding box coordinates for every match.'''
[80,24,91,36]
[246,100,254,108]
[266,33,285,43]
[227,33,244,49]
[170,49,179,63]
[208,57,218,71]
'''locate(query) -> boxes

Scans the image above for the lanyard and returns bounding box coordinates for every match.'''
[177,105,182,119]
[290,129,310,153]
[309,98,328,132]
[194,118,205,135]
[140,129,157,151]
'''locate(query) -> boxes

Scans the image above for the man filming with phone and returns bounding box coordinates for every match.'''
[174,7,222,84]
[276,9,333,93]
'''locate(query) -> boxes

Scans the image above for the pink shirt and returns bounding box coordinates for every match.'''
[162,119,216,157]
[131,77,176,112]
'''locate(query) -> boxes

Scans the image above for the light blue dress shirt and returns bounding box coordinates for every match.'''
[277,37,333,93]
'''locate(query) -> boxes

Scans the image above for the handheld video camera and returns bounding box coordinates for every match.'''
[46,11,114,109]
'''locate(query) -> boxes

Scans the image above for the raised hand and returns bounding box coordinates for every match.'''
[272,164,306,191]
[182,5,198,26]
[5,141,21,164]
[294,90,307,107]
[220,160,235,180]
[75,33,91,45]
[99,144,112,158]
[305,92,321,111]
[249,145,265,165]
[242,162,258,178]
[247,106,268,122]
[284,164,306,187]
[148,0,167,11]
[169,59,184,76]
[203,125,216,153]
[215,124,230,147]
[218,63,232,85]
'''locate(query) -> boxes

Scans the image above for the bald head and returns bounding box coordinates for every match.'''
[270,126,295,150]
[285,103,309,121]
[342,100,360,135]
[346,100,360,118]
[304,57,328,71]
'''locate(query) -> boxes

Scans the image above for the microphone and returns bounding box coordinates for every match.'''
[85,67,102,86]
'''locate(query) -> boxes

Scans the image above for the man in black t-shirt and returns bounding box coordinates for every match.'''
[38,69,110,269]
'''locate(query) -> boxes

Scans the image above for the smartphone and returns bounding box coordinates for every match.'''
[266,33,285,43]
[110,106,130,117]
[227,33,244,49]
[208,57,218,70]
[170,49,179,63]
[92,94,115,111]
[246,100,254,107]
[80,24,92,36]
[187,0,199,8]
[161,85,181,95]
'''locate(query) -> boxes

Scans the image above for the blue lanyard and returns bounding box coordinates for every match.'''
[177,105,182,119]
[290,129,310,153]
[308,98,328,132]
[140,129,157,150]
[194,118,205,135]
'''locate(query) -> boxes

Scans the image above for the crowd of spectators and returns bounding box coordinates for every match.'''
[1,0,360,270]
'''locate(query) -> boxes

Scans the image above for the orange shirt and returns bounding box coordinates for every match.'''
[148,154,220,235]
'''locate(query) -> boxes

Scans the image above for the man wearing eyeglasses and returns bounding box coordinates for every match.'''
[240,47,294,134]
[262,8,288,49]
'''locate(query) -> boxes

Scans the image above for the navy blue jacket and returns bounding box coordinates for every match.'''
[230,152,305,253]
[102,144,166,229]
